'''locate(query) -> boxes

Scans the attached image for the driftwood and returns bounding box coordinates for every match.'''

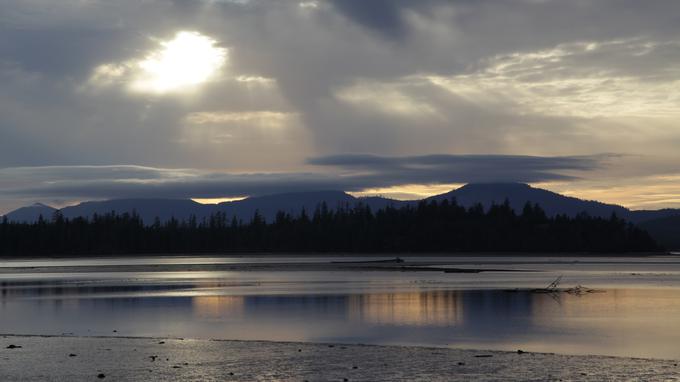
[530,276,601,295]
[506,276,603,295]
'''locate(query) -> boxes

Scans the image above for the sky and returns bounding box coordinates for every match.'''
[1,0,680,214]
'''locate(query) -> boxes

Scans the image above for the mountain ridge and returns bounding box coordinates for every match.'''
[4,183,676,223]
[3,183,679,248]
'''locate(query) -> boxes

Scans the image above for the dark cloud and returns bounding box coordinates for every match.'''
[308,154,601,172]
[0,154,603,201]
[0,28,130,78]
[329,0,418,39]
[308,153,602,186]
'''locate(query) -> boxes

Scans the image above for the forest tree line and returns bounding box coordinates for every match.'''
[0,199,661,255]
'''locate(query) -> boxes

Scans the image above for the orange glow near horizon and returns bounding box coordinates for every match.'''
[349,183,465,201]
[533,179,680,210]
[192,196,248,205]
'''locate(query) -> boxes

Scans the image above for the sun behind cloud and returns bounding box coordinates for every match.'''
[133,31,227,93]
[90,31,228,94]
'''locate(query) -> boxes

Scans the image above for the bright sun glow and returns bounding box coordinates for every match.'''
[133,31,227,93]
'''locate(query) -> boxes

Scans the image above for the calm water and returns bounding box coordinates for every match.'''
[2,256,680,359]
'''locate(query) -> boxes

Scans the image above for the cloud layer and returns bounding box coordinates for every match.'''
[0,154,602,201]
[1,0,680,212]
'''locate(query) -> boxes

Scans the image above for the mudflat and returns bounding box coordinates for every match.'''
[1,335,678,381]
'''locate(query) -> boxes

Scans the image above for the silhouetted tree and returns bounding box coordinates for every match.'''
[0,199,661,256]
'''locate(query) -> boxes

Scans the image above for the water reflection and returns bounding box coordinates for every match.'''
[193,296,245,319]
[192,292,466,326]
[2,279,680,359]
[348,291,464,326]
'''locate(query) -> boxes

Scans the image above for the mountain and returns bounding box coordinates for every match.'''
[60,199,214,224]
[638,215,680,250]
[3,183,675,223]
[216,191,356,222]
[216,191,407,222]
[2,191,400,224]
[431,183,680,249]
[435,183,680,225]
[4,203,57,223]
[3,183,679,249]
[627,208,680,223]
[431,183,632,219]
[357,196,411,211]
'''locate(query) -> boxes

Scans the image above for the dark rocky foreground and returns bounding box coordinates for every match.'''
[1,335,679,381]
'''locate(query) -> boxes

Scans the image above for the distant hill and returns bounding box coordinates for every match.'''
[4,203,57,223]
[627,208,680,223]
[3,191,400,224]
[215,191,406,222]
[431,183,632,219]
[3,183,679,249]
[638,215,680,250]
[1,193,659,255]
[60,199,213,224]
[216,190,357,223]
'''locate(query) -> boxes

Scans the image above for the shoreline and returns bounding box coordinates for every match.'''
[0,251,673,261]
[1,254,679,275]
[0,262,525,274]
[1,335,678,381]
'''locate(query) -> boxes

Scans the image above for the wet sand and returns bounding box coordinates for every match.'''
[1,335,678,381]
